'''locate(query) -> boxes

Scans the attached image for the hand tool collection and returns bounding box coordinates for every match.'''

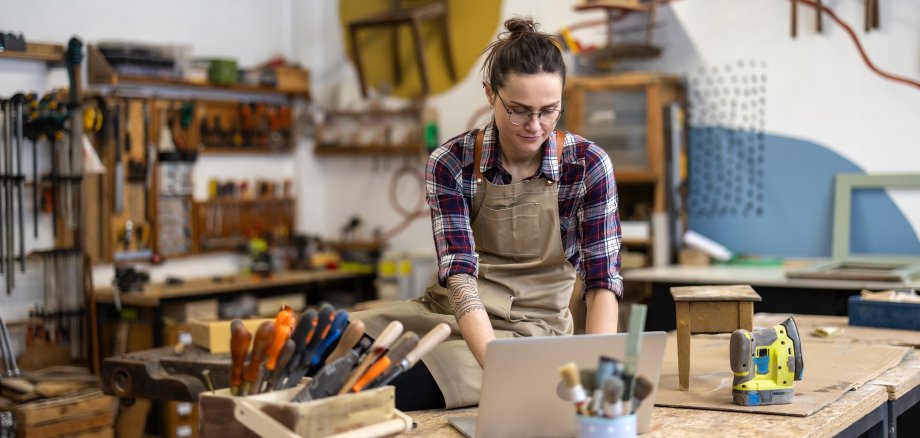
[0,316,21,378]
[199,102,292,150]
[28,248,88,362]
[228,303,450,403]
[199,176,294,252]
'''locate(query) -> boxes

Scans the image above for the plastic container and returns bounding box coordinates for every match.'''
[576,414,637,438]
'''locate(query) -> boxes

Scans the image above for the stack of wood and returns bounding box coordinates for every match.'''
[0,367,115,437]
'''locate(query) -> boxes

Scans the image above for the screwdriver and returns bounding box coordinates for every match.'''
[350,331,419,393]
[369,322,452,389]
[241,320,275,395]
[229,319,252,396]
[337,320,403,395]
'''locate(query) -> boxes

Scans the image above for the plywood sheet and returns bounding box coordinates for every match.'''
[654,333,907,416]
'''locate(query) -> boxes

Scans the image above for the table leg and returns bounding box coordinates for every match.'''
[676,301,691,391]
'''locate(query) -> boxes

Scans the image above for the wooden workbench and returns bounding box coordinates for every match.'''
[406,384,888,437]
[93,270,361,307]
[405,313,920,437]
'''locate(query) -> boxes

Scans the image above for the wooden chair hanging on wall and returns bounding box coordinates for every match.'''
[348,0,457,97]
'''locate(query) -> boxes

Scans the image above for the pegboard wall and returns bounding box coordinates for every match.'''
[687,60,768,219]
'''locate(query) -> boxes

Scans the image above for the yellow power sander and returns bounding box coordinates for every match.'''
[730,316,804,406]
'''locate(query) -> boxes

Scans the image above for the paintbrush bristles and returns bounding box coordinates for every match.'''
[603,377,624,403]
[559,362,580,387]
[634,376,653,401]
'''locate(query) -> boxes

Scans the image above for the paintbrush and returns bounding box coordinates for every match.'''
[602,376,625,417]
[559,362,590,415]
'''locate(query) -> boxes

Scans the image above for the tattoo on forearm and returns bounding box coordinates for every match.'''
[447,274,485,321]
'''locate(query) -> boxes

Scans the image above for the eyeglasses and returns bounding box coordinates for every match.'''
[494,92,564,126]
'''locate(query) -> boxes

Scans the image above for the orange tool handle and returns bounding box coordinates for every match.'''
[243,321,275,385]
[265,305,296,370]
[351,356,391,393]
[229,320,252,394]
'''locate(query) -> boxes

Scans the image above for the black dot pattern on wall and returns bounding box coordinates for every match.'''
[687,60,768,218]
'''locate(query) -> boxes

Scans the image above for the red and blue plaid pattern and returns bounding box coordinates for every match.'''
[426,124,623,299]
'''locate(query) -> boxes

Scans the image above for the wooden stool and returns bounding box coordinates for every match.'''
[348,0,457,98]
[670,284,761,391]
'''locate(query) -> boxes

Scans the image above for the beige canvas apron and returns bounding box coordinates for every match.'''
[352,130,576,408]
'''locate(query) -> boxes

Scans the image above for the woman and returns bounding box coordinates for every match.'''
[352,16,623,411]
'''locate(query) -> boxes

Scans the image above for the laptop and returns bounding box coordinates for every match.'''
[448,332,667,438]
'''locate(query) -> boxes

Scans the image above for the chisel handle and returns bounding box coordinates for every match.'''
[265,305,296,371]
[241,320,275,395]
[325,320,365,364]
[266,339,296,392]
[229,319,252,395]
[337,321,403,395]
[404,323,451,367]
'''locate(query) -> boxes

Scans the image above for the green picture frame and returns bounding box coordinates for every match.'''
[832,173,920,263]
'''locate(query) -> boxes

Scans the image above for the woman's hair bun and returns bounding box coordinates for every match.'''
[504,17,537,36]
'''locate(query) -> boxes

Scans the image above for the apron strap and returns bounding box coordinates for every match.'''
[473,129,565,179]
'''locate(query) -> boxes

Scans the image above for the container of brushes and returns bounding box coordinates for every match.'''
[576,414,636,438]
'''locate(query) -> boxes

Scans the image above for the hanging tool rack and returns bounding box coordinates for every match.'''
[0,37,92,366]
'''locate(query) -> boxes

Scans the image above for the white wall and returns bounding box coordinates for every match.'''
[0,0,301,324]
[3,0,918,324]
[307,0,920,252]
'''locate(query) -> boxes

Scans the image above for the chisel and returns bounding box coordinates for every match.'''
[350,331,418,393]
[368,322,451,389]
[337,320,403,395]
[292,349,359,402]
[260,305,296,392]
[323,319,365,364]
[265,339,296,392]
[307,309,350,371]
[229,319,252,395]
[282,305,335,388]
[241,320,274,395]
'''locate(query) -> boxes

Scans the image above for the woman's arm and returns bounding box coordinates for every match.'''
[577,144,624,332]
[447,274,495,368]
[585,288,619,334]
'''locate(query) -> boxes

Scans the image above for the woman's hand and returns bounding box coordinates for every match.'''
[447,274,496,368]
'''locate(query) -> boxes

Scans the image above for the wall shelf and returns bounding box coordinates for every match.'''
[314,145,424,156]
[0,42,64,64]
[200,146,291,155]
[86,45,309,99]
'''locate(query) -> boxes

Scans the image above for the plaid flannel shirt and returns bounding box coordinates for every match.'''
[426,124,623,299]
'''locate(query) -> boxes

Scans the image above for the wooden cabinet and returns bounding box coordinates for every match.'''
[562,72,685,267]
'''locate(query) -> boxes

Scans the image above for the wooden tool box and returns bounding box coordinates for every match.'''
[199,385,412,438]
[1,389,116,438]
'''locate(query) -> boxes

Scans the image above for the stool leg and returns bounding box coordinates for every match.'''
[440,13,457,81]
[392,26,402,86]
[410,16,430,96]
[350,25,369,98]
[739,302,753,332]
[676,301,691,391]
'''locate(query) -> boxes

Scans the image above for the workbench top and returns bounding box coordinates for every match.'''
[625,264,920,291]
[93,270,362,307]
[406,384,888,437]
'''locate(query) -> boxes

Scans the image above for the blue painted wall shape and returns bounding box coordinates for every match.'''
[686,127,920,258]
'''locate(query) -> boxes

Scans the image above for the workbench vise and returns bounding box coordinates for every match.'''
[102,345,231,403]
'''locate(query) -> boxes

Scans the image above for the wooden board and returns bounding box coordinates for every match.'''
[670,284,762,302]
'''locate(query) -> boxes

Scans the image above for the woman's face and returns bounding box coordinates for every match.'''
[486,72,564,159]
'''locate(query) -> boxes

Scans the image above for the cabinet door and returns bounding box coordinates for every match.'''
[576,87,649,170]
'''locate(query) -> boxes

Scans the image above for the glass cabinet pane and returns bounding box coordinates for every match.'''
[579,89,648,170]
